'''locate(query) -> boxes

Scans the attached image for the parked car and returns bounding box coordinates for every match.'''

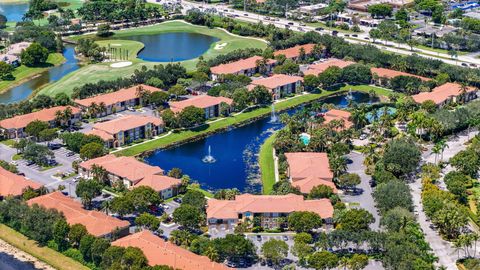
[332,30,338,36]
[173,197,182,204]
[461,63,468,67]
[256,235,262,242]
[352,34,358,37]
[25,160,35,166]
[315,27,324,31]
[282,235,289,241]
[66,151,76,157]
[127,106,135,111]
[17,172,25,176]
[299,22,306,26]
[359,133,367,140]
[287,22,294,25]
[48,143,62,150]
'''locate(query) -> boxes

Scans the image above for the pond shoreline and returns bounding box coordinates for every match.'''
[0,238,54,270]
[133,90,349,158]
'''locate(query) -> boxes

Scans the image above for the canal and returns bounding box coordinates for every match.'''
[145,92,378,193]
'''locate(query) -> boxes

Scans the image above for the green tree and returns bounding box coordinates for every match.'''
[182,190,207,211]
[382,138,421,176]
[288,211,323,232]
[450,149,480,178]
[53,219,70,251]
[168,168,183,179]
[20,42,49,67]
[75,179,103,208]
[96,24,112,37]
[38,128,58,142]
[381,207,414,232]
[172,204,204,230]
[261,239,289,265]
[22,142,54,166]
[308,251,339,270]
[25,120,49,140]
[248,85,272,105]
[348,254,369,270]
[341,64,372,84]
[168,84,188,99]
[308,185,334,199]
[177,106,205,128]
[335,209,374,231]
[79,234,96,262]
[368,3,393,18]
[0,61,14,80]
[318,66,342,88]
[79,142,105,160]
[127,186,162,213]
[373,180,413,213]
[303,74,319,91]
[68,224,88,248]
[337,173,361,189]
[149,91,169,107]
[135,213,160,231]
[91,237,111,266]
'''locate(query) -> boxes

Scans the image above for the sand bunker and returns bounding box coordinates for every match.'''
[214,43,227,50]
[110,61,132,68]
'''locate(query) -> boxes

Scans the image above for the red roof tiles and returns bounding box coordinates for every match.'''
[169,95,233,114]
[371,67,431,81]
[0,106,81,130]
[134,174,181,192]
[28,192,129,237]
[112,230,230,270]
[74,84,163,107]
[207,194,334,219]
[89,115,163,138]
[274,44,316,59]
[412,82,477,105]
[285,152,335,193]
[303,59,355,76]
[248,74,303,90]
[210,56,276,75]
[323,109,353,129]
[0,167,41,197]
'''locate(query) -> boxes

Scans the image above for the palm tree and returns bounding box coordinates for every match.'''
[432,143,441,164]
[98,102,107,116]
[204,246,219,262]
[89,102,99,118]
[102,200,111,215]
[437,139,448,162]
[91,164,108,184]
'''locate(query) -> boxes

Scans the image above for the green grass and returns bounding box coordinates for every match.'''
[40,164,61,171]
[187,185,214,198]
[115,90,342,157]
[416,44,469,56]
[259,132,277,194]
[38,20,267,98]
[12,154,22,161]
[338,84,402,98]
[95,40,145,61]
[0,224,90,270]
[0,139,15,147]
[0,53,65,93]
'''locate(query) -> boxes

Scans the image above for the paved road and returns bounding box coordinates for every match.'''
[410,129,479,270]
[162,0,480,66]
[342,151,381,230]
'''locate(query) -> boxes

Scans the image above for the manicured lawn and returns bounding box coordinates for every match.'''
[259,132,277,194]
[338,84,402,99]
[416,44,469,56]
[0,139,15,147]
[12,154,22,160]
[0,53,65,93]
[115,90,342,157]
[0,224,90,270]
[95,40,145,61]
[38,20,267,98]
[187,185,214,198]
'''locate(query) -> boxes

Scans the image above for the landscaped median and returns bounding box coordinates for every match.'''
[115,90,344,157]
[259,132,277,195]
[0,224,89,270]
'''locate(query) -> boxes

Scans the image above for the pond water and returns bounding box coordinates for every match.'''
[145,91,378,193]
[123,32,219,62]
[0,2,29,22]
[0,45,80,104]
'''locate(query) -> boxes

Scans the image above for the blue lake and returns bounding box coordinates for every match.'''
[0,2,28,22]
[145,92,378,193]
[0,45,80,104]
[123,32,219,62]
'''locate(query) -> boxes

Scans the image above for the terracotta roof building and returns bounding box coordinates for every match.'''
[134,174,182,200]
[285,152,335,194]
[210,56,276,80]
[169,95,233,119]
[248,74,303,100]
[79,154,164,188]
[0,167,42,198]
[112,230,229,270]
[274,44,317,60]
[0,106,82,139]
[85,115,164,148]
[322,109,353,129]
[412,82,478,106]
[74,84,163,117]
[303,59,355,76]
[207,194,334,230]
[371,67,431,86]
[28,192,130,238]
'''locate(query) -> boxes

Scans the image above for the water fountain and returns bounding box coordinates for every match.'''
[269,104,279,124]
[346,88,354,101]
[202,145,216,163]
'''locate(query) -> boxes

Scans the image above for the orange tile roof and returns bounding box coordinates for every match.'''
[273,44,316,59]
[79,154,163,184]
[134,174,181,192]
[248,74,303,90]
[412,82,477,105]
[85,129,114,141]
[28,192,129,237]
[292,176,338,194]
[74,84,163,107]
[169,95,233,114]
[112,230,230,270]
[371,67,431,81]
[323,109,353,129]
[210,56,276,75]
[90,115,163,137]
[0,106,81,130]
[0,167,41,197]
[285,152,333,180]
[303,58,355,76]
[207,194,333,219]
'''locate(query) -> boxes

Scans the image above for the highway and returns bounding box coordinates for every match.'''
[154,0,480,67]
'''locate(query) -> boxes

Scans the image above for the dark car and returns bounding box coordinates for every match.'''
[173,197,182,204]
[66,151,76,157]
[369,179,376,187]
[256,235,262,242]
[25,160,35,166]
[352,34,358,37]
[288,22,294,25]
[48,143,62,150]
[332,30,338,36]
[461,63,468,67]
[315,27,324,31]
[17,172,25,176]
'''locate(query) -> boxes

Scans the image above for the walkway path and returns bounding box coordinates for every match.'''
[410,129,478,270]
